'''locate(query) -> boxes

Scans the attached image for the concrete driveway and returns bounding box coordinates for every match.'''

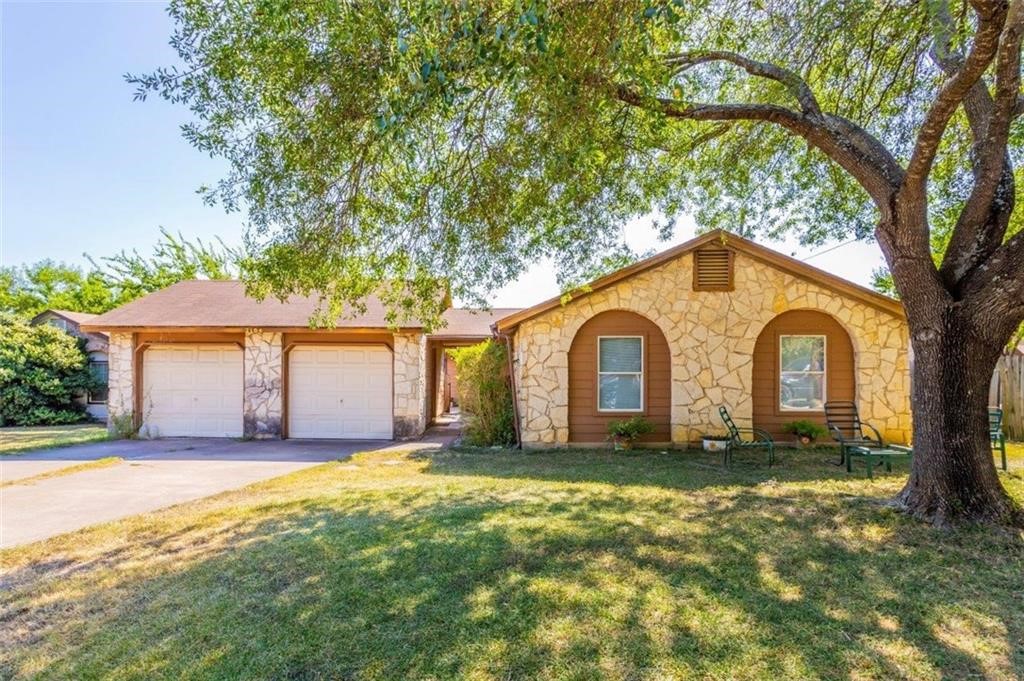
[1,437,419,549]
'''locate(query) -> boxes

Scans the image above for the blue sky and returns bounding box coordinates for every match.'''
[1,1,888,308]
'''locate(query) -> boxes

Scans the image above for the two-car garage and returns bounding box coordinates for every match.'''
[141,343,393,440]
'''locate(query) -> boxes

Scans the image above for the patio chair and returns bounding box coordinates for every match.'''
[719,406,775,467]
[990,407,1008,471]
[825,401,884,466]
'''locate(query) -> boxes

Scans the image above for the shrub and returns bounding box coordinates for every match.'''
[447,340,516,447]
[0,314,100,426]
[607,416,654,442]
[782,419,828,441]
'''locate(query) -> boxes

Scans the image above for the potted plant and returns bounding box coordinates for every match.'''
[607,416,654,450]
[782,419,828,446]
[702,434,732,452]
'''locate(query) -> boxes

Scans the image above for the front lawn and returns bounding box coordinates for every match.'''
[0,424,108,455]
[1,447,1022,680]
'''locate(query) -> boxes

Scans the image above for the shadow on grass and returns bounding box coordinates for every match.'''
[423,445,915,491]
[2,452,1022,680]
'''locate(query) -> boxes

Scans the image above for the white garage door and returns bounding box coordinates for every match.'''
[142,345,243,437]
[289,345,393,439]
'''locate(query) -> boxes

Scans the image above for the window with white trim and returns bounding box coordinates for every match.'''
[779,335,826,410]
[598,336,643,411]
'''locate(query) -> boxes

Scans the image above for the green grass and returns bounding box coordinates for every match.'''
[1,446,1022,680]
[1004,441,1024,469]
[0,457,123,488]
[0,424,108,455]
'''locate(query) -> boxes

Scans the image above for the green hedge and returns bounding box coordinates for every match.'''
[0,314,99,426]
[448,340,516,447]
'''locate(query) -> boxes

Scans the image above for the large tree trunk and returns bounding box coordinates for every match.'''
[894,311,1021,526]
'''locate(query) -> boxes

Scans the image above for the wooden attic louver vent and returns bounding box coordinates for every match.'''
[693,249,734,291]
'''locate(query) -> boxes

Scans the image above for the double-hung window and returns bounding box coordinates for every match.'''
[598,336,643,411]
[779,335,826,410]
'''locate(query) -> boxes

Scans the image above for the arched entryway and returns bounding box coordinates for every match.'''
[568,310,671,443]
[752,309,855,441]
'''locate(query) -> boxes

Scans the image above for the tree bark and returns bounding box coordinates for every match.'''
[894,308,1022,526]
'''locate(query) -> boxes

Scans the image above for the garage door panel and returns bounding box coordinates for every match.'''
[289,344,393,440]
[143,345,242,438]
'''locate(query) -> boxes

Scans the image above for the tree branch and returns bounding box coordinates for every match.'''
[664,50,823,117]
[961,229,1024,343]
[611,84,902,210]
[936,0,1024,286]
[904,4,1007,194]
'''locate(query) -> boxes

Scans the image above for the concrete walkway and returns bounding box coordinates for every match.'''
[1,428,459,549]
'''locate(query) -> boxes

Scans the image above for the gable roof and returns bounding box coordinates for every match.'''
[31,309,100,326]
[31,309,109,341]
[494,230,904,332]
[79,280,517,337]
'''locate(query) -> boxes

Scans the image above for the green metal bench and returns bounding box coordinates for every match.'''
[719,406,775,467]
[990,407,1008,471]
[825,401,884,466]
[848,445,912,479]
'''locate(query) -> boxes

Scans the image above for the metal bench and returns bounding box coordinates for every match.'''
[990,407,1008,472]
[825,401,884,466]
[847,445,912,479]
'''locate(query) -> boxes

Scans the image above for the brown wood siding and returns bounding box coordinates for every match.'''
[752,310,855,442]
[568,310,671,443]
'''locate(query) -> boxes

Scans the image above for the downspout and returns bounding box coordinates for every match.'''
[494,325,522,449]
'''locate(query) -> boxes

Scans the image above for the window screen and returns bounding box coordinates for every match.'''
[598,337,643,411]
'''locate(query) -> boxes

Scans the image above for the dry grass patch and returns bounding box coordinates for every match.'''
[0,457,123,488]
[0,424,108,455]
[1,446,1022,680]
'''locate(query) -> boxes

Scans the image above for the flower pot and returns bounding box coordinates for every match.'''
[703,437,729,452]
[612,435,634,451]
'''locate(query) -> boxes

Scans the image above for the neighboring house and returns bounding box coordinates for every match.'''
[82,230,912,445]
[30,309,110,420]
[81,281,517,440]
[495,230,911,447]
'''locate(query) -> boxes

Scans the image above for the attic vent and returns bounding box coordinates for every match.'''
[693,249,734,291]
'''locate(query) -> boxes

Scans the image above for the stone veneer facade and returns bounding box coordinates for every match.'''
[243,329,283,439]
[106,331,135,431]
[511,250,911,447]
[393,332,428,437]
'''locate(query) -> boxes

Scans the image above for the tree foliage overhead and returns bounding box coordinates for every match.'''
[131,0,1022,327]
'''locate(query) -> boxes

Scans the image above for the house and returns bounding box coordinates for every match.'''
[31,309,110,420]
[82,230,912,445]
[80,280,518,439]
[496,230,911,446]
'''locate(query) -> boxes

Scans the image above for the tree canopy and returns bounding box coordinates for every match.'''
[1,228,239,318]
[132,0,1021,326]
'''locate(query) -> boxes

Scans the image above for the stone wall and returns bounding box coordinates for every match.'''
[394,332,428,437]
[243,329,283,439]
[513,251,911,446]
[106,332,135,434]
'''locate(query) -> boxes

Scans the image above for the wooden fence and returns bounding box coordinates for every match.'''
[989,352,1024,440]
